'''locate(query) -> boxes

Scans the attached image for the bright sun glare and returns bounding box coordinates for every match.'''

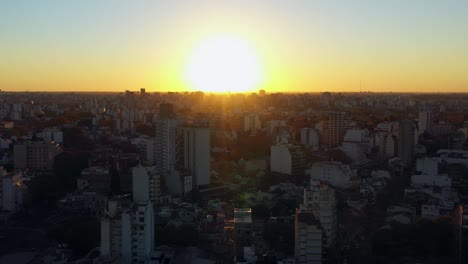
[185,35,262,93]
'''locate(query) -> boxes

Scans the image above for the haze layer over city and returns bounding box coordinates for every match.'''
[1,1,468,264]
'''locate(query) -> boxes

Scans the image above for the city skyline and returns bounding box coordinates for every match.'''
[1,0,468,93]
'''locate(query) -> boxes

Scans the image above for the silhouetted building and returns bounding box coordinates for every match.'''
[328,112,346,147]
[234,208,252,262]
[159,103,174,119]
[183,127,211,187]
[398,120,415,166]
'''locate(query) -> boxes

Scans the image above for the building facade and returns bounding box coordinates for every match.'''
[13,140,61,170]
[328,112,346,148]
[271,144,306,176]
[303,180,337,247]
[398,120,415,167]
[295,208,322,264]
[100,198,154,264]
[234,208,253,262]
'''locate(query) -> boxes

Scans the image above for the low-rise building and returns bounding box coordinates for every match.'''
[309,161,356,189]
[78,166,111,194]
[13,140,61,170]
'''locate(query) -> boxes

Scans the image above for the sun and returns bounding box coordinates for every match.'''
[185,34,263,93]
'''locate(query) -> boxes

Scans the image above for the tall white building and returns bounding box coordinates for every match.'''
[295,208,322,264]
[132,166,160,204]
[100,198,154,264]
[155,119,181,174]
[418,111,432,135]
[155,119,181,195]
[303,180,337,247]
[183,127,211,186]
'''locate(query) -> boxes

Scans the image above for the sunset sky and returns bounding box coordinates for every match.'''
[1,0,467,93]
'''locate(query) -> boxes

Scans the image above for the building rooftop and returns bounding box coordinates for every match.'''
[234,208,252,224]
[296,208,320,226]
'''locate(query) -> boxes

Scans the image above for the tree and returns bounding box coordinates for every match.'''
[372,219,455,261]
[48,217,100,256]
[54,151,89,193]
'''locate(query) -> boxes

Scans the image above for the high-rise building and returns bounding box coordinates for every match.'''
[295,208,322,264]
[398,120,415,166]
[328,112,346,147]
[100,198,154,264]
[183,127,211,187]
[132,165,160,204]
[418,111,432,135]
[155,119,181,175]
[234,208,252,262]
[303,180,337,247]
[155,119,210,195]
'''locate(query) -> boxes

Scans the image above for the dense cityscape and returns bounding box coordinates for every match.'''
[2,0,468,263]
[1,90,468,263]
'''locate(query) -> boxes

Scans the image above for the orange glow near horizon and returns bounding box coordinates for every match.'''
[1,2,468,93]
